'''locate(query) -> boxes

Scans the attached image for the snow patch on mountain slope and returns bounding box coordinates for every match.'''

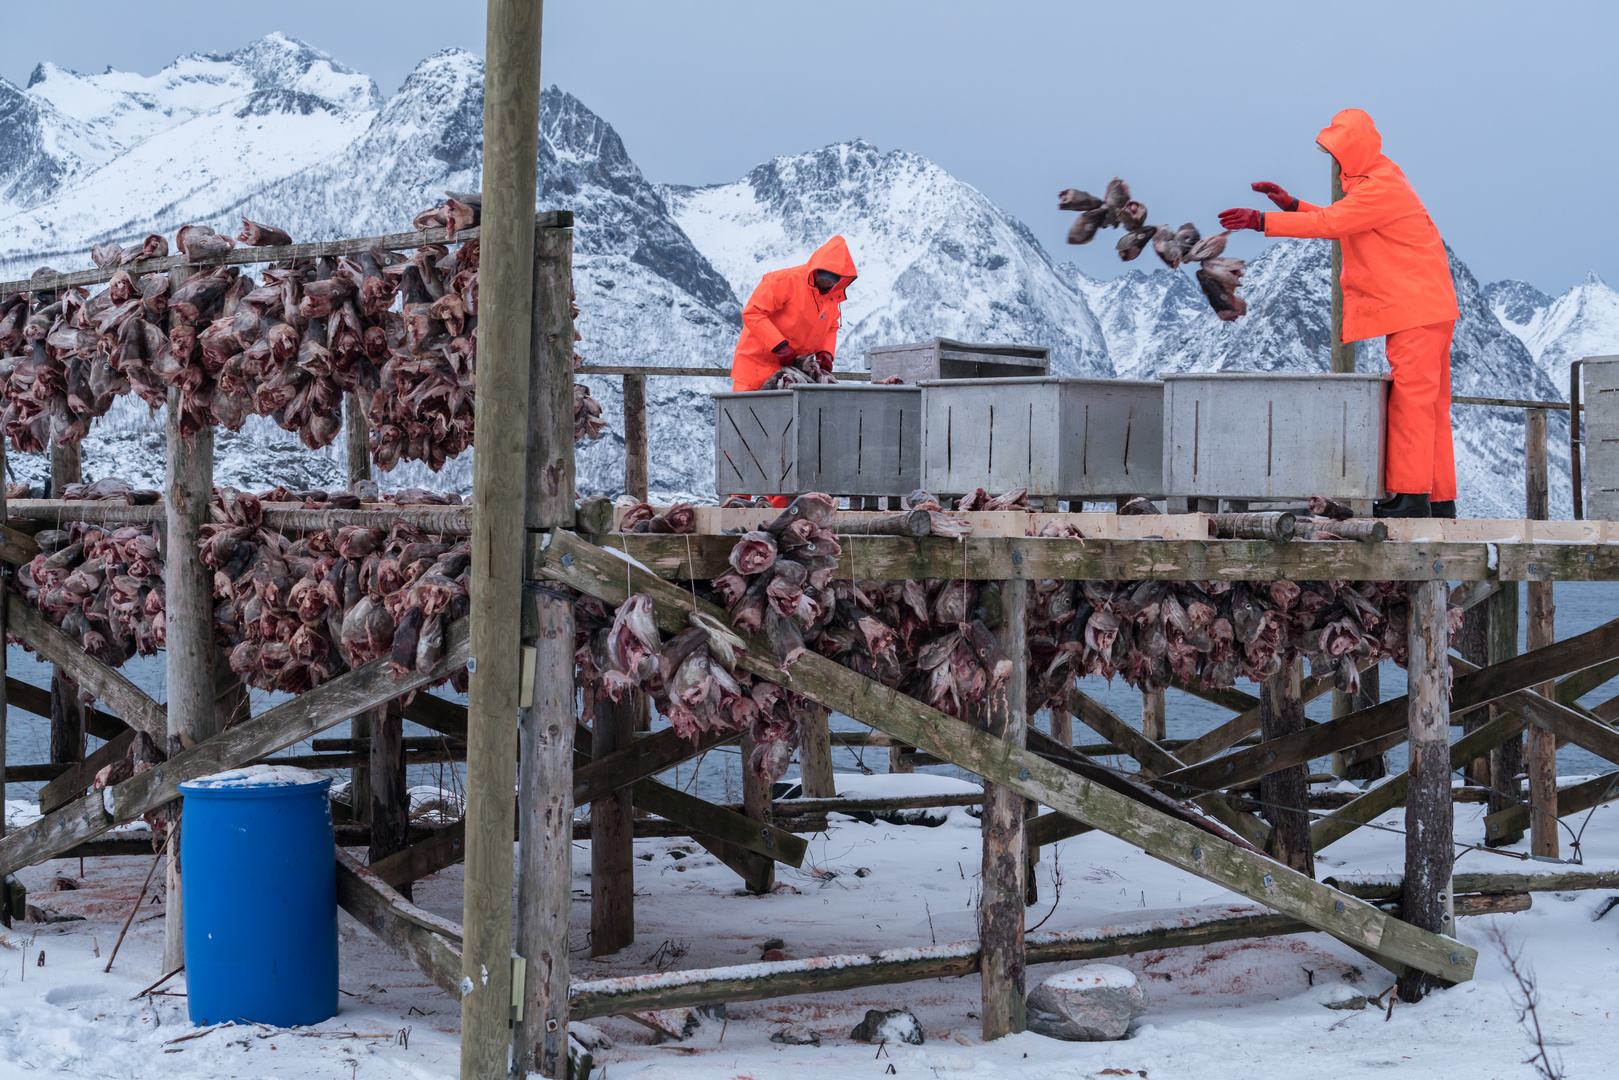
[1487,272,1619,388]
[664,141,1110,377]
[24,32,380,149]
[0,80,122,219]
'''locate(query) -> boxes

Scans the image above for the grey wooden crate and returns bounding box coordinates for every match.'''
[865,337,1050,383]
[920,377,1163,499]
[713,385,923,497]
[1581,356,1619,521]
[714,390,794,496]
[1162,373,1389,502]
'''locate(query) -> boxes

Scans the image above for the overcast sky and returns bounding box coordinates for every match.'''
[8,1,1616,295]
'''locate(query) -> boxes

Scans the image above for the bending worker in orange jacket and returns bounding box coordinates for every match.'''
[1219,109,1459,519]
[730,236,859,392]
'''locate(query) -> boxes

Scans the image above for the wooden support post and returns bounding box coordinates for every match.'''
[368,706,410,900]
[0,441,7,927]
[512,193,579,1080]
[1487,583,1525,846]
[735,729,777,894]
[590,692,636,956]
[162,276,216,972]
[622,372,648,502]
[1399,579,1454,1003]
[1525,408,1557,858]
[980,577,1027,1040]
[1329,158,1356,374]
[797,705,836,799]
[889,743,916,774]
[1141,688,1166,742]
[1049,706,1072,748]
[1457,600,1493,787]
[1259,658,1314,877]
[466,0,547,1070]
[48,440,85,773]
[345,389,373,821]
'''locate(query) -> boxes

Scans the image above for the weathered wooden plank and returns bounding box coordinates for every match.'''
[1175,668,1343,765]
[1453,655,1619,766]
[336,848,463,998]
[6,596,165,741]
[568,893,1526,1021]
[4,677,122,741]
[557,534,1500,583]
[1167,615,1619,796]
[979,577,1027,1040]
[0,524,38,566]
[573,725,738,804]
[1312,709,1526,851]
[629,775,806,867]
[1484,771,1619,840]
[1326,870,1619,898]
[1067,689,1270,848]
[38,728,135,813]
[539,530,1479,982]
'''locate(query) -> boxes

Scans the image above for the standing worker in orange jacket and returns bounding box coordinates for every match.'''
[730,236,859,392]
[1219,109,1459,519]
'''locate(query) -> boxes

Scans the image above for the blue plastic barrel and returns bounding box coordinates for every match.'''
[179,767,337,1027]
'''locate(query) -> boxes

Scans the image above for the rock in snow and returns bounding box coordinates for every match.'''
[1025,963,1148,1041]
[0,33,1597,518]
[849,1007,925,1045]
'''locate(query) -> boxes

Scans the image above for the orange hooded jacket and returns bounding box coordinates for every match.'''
[1263,110,1457,342]
[730,236,859,391]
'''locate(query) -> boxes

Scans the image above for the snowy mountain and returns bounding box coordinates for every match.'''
[663,141,1110,378]
[1487,272,1619,392]
[0,34,1601,517]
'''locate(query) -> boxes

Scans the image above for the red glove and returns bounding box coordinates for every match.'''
[1218,208,1264,232]
[1251,181,1300,212]
[814,350,834,372]
[771,340,796,364]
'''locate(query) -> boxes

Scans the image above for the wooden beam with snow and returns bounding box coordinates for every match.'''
[336,848,463,998]
[1483,771,1619,841]
[6,596,165,741]
[536,529,1480,983]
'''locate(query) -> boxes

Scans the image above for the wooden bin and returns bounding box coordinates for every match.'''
[865,338,1050,383]
[713,385,923,498]
[919,377,1163,499]
[1582,355,1619,521]
[1162,372,1389,503]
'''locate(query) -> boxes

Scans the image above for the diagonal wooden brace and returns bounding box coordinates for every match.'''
[0,619,469,877]
[8,595,166,741]
[537,529,1478,983]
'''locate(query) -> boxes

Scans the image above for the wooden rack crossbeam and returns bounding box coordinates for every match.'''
[4,501,473,535]
[536,529,1479,982]
[0,212,567,296]
[582,532,1619,584]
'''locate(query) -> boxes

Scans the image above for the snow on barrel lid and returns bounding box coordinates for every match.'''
[1042,963,1138,991]
[180,765,329,790]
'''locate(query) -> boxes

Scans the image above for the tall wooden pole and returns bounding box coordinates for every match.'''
[162,254,217,973]
[797,706,836,799]
[739,729,777,894]
[1343,665,1386,781]
[344,311,374,821]
[368,705,410,899]
[1525,408,1558,858]
[1141,689,1166,742]
[0,432,8,926]
[622,373,648,502]
[980,577,1027,1040]
[47,383,85,772]
[1486,584,1525,846]
[590,693,636,955]
[513,216,579,1075]
[1398,579,1454,1002]
[1259,658,1314,876]
[461,1,545,1073]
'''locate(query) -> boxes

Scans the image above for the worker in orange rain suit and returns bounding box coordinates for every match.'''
[729,236,859,506]
[1219,109,1459,519]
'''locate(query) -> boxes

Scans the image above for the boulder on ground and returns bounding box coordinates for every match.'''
[850,1007,924,1045]
[1026,963,1147,1041]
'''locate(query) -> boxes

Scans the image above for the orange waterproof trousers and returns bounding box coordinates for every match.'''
[1383,319,1456,500]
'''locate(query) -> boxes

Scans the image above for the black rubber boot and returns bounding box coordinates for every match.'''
[1374,493,1432,518]
[1429,500,1457,519]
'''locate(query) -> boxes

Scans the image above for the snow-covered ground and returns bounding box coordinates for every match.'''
[4,772,1615,1079]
